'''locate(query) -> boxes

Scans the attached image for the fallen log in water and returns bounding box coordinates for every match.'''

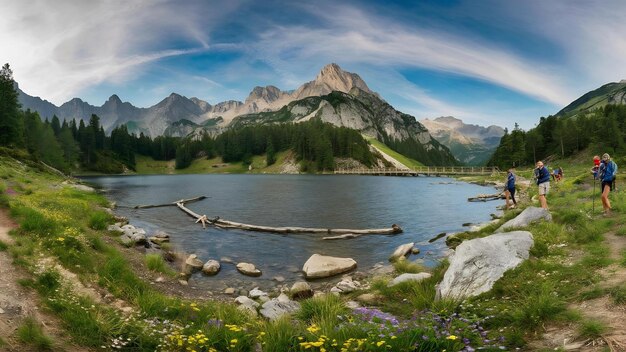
[164,196,403,235]
[468,192,504,202]
[134,196,208,209]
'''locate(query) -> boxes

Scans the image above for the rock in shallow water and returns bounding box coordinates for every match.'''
[302,254,356,279]
[236,262,262,277]
[201,260,221,275]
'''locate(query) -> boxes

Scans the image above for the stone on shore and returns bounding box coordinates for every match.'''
[184,254,204,273]
[201,260,221,275]
[235,296,259,316]
[249,287,268,299]
[107,224,123,233]
[259,298,301,321]
[290,281,313,300]
[302,254,357,279]
[150,236,169,245]
[389,273,432,286]
[236,262,262,277]
[389,242,415,262]
[438,231,534,299]
[495,207,552,233]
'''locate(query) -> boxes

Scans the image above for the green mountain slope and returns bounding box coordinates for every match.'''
[556,81,626,117]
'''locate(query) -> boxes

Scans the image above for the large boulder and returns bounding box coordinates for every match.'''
[201,260,221,275]
[259,298,301,321]
[495,207,551,233]
[389,242,415,262]
[302,254,357,279]
[389,272,432,286]
[236,262,262,277]
[438,231,534,299]
[234,296,259,316]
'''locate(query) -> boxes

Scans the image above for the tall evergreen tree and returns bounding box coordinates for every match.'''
[0,63,23,146]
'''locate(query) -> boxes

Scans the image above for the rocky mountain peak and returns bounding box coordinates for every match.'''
[314,63,371,94]
[620,79,626,84]
[245,85,284,104]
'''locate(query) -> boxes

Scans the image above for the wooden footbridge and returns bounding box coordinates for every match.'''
[334,166,500,177]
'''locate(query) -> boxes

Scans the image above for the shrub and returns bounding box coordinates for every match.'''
[145,254,175,275]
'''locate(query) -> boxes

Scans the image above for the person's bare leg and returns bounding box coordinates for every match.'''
[505,190,511,209]
[601,185,611,214]
[539,194,548,209]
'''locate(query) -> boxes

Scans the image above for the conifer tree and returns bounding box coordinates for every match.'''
[0,63,23,146]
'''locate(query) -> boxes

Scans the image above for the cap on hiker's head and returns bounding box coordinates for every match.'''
[594,155,600,160]
[602,153,610,160]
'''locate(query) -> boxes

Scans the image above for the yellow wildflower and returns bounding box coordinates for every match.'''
[446,335,457,340]
[377,340,386,347]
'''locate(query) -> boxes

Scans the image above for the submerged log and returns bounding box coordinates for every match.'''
[468,193,504,202]
[322,233,363,240]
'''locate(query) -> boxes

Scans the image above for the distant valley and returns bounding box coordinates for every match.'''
[420,116,504,166]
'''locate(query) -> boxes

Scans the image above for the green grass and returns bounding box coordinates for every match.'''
[366,137,424,169]
[144,253,176,276]
[297,294,348,325]
[17,317,54,350]
[578,320,607,339]
[392,259,425,274]
[88,210,113,230]
[609,285,626,305]
[0,239,7,251]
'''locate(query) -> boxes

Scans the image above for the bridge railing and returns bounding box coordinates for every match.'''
[333,166,500,175]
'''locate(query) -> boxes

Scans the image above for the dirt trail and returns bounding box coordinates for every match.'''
[532,231,626,351]
[0,210,86,352]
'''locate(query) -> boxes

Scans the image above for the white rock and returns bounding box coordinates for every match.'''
[259,299,301,321]
[438,231,534,299]
[121,224,136,231]
[201,260,221,276]
[235,296,260,316]
[236,262,262,277]
[389,273,432,286]
[302,254,357,279]
[495,207,551,233]
[70,184,95,192]
[334,278,360,293]
[153,230,170,239]
[224,288,236,295]
[131,233,147,244]
[107,225,123,233]
[249,287,268,299]
[277,293,291,303]
[119,234,133,246]
[389,242,415,262]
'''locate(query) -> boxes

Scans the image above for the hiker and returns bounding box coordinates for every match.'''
[598,153,618,215]
[591,155,600,179]
[534,161,550,209]
[504,167,517,209]
[557,167,564,181]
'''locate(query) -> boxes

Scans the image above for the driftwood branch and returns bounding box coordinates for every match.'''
[142,196,403,235]
[468,192,504,202]
[134,196,207,209]
[322,233,363,240]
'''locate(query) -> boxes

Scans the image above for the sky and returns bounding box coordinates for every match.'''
[2,0,626,130]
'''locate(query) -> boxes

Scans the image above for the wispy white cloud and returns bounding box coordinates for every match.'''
[249,4,574,107]
[0,0,241,104]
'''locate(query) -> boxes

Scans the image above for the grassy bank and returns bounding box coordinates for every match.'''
[366,137,425,169]
[0,150,624,350]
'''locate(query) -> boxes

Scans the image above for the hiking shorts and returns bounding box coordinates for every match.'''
[538,182,549,196]
[602,180,614,192]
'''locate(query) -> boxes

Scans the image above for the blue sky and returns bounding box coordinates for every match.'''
[2,0,626,130]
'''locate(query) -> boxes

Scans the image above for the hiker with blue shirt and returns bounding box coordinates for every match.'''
[598,153,618,215]
[504,167,517,209]
[534,161,550,209]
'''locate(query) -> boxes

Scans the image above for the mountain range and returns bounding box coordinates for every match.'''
[419,116,505,166]
[18,63,459,165]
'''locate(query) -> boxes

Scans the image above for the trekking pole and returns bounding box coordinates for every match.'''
[592,177,596,214]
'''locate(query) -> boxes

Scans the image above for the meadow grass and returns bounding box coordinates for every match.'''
[392,259,425,274]
[17,317,54,350]
[577,319,607,339]
[365,137,424,168]
[0,239,7,251]
[144,253,176,276]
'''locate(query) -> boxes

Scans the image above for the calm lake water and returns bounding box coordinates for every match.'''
[83,174,501,291]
